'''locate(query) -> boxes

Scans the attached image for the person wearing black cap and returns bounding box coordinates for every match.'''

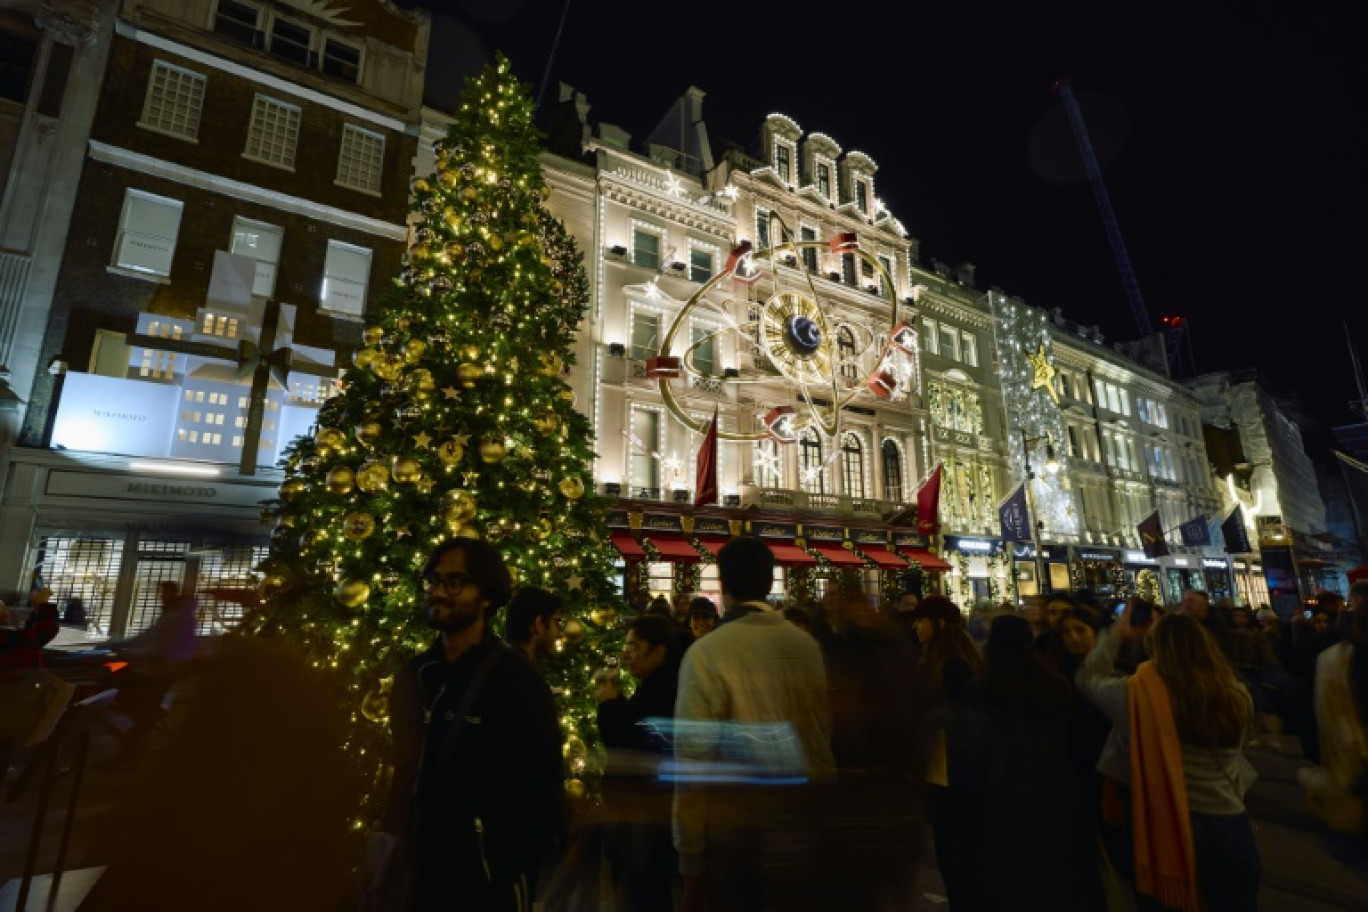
[368,540,563,912]
[686,596,719,640]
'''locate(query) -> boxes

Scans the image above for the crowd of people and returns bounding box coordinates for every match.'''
[355,535,1368,912]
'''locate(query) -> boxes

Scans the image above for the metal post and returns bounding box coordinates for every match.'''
[47,728,92,912]
[1021,429,1046,596]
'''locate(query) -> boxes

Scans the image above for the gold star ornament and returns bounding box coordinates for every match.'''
[1026,344,1059,405]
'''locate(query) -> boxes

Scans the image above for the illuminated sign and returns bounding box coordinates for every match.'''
[1124,551,1156,564]
[1203,559,1229,570]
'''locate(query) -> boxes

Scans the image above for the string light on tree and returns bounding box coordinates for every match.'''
[246,57,624,825]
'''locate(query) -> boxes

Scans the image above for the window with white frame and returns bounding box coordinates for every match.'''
[841,253,856,286]
[140,61,206,141]
[837,326,858,379]
[799,427,825,495]
[688,242,715,283]
[139,320,183,378]
[1155,402,1168,428]
[877,254,894,297]
[244,95,301,169]
[961,331,978,367]
[938,323,960,361]
[922,318,939,354]
[1120,390,1131,416]
[268,14,312,66]
[1094,378,1107,406]
[881,439,904,502]
[854,177,871,214]
[630,407,660,494]
[799,225,818,273]
[774,141,793,183]
[755,209,770,249]
[113,190,183,277]
[1137,398,1150,423]
[229,217,282,297]
[631,309,660,361]
[336,124,384,193]
[632,224,661,269]
[201,312,240,339]
[842,433,865,498]
[690,323,717,376]
[320,240,370,316]
[815,159,834,201]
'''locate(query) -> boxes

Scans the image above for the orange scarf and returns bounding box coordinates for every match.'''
[1128,661,1201,911]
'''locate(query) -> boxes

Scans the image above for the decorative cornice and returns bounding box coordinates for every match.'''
[914,291,993,330]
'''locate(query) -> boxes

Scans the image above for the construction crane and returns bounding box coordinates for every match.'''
[1051,77,1191,375]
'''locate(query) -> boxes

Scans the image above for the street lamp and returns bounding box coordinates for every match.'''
[1021,430,1056,596]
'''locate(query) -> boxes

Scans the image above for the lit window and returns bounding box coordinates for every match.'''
[337,125,384,194]
[855,179,870,214]
[800,428,824,495]
[961,331,978,367]
[755,210,770,250]
[881,440,903,502]
[631,407,660,494]
[800,225,818,273]
[320,240,371,316]
[631,310,660,361]
[815,162,831,199]
[632,227,660,268]
[140,61,206,141]
[842,434,865,499]
[922,318,939,354]
[230,217,283,296]
[244,95,301,169]
[939,324,960,361]
[113,189,183,277]
[877,255,894,297]
[774,143,792,182]
[689,246,714,283]
[691,324,717,376]
[837,327,858,380]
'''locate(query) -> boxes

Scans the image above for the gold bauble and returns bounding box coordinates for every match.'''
[461,186,478,202]
[355,421,384,446]
[352,347,377,369]
[342,512,376,541]
[531,412,558,435]
[391,456,423,484]
[561,617,586,644]
[565,778,586,801]
[488,234,503,252]
[411,178,430,194]
[540,185,552,200]
[445,242,465,261]
[443,207,460,229]
[532,517,553,541]
[443,508,468,534]
[459,344,481,363]
[456,525,482,540]
[478,437,507,464]
[559,476,585,500]
[360,679,392,724]
[379,355,406,381]
[404,339,428,363]
[279,478,307,500]
[363,326,385,346]
[410,243,431,262]
[590,606,619,627]
[456,362,481,389]
[443,489,477,522]
[437,170,457,189]
[335,578,371,608]
[315,427,347,451]
[436,438,466,465]
[356,461,390,492]
[410,369,436,398]
[539,353,563,376]
[325,466,355,495]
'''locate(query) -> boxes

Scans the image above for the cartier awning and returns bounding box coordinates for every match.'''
[812,545,864,567]
[697,537,729,558]
[900,548,952,572]
[860,547,909,569]
[768,541,818,567]
[645,534,701,563]
[610,531,646,560]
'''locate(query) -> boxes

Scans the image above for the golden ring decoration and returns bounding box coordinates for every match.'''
[657,211,902,442]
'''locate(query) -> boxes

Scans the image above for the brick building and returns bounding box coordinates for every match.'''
[0,0,429,635]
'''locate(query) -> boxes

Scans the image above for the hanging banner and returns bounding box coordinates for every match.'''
[998,483,1032,543]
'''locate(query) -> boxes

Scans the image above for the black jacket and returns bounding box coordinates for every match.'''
[596,661,679,755]
[384,634,562,900]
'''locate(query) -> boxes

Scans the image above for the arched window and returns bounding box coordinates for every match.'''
[837,326,858,380]
[881,439,903,502]
[842,433,865,498]
[799,427,824,495]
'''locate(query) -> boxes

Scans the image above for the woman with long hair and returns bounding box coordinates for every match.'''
[1078,598,1259,912]
[907,596,990,909]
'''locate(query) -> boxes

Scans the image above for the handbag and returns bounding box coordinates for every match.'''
[0,668,75,746]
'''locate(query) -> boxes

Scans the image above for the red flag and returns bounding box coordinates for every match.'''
[916,462,943,536]
[694,408,719,508]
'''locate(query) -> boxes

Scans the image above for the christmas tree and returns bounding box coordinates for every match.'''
[247,57,622,829]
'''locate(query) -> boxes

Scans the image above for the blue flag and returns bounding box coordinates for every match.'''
[998,483,1032,542]
[1179,514,1211,547]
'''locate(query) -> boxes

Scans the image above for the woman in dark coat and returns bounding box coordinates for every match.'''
[975,614,1106,911]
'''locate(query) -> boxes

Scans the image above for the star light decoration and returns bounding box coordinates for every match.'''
[752,447,782,486]
[1026,343,1060,405]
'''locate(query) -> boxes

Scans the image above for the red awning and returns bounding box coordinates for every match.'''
[645,534,701,563]
[900,548,952,572]
[768,541,818,567]
[861,547,909,569]
[697,537,728,557]
[812,545,865,567]
[610,531,645,560]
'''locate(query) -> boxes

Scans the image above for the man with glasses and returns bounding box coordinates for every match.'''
[505,587,565,666]
[370,540,563,912]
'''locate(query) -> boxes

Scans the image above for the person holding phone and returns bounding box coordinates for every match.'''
[1076,598,1260,912]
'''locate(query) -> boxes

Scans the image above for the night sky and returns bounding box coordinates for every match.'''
[412,0,1368,461]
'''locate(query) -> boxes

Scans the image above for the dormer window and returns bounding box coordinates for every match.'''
[774,142,793,183]
[815,162,832,200]
[268,15,312,66]
[855,178,870,215]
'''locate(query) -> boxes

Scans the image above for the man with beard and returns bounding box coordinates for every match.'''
[369,540,563,912]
